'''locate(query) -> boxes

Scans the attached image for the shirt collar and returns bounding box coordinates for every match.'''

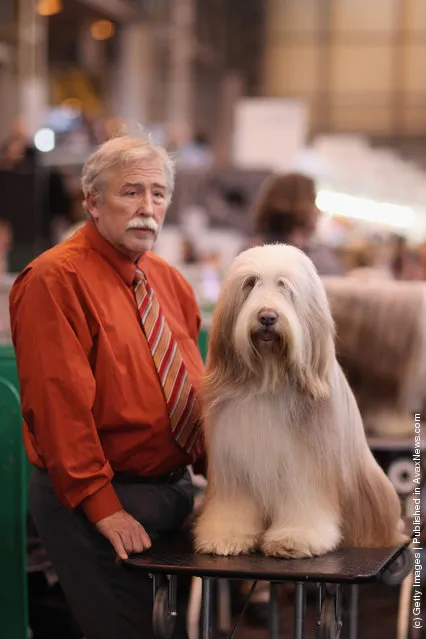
[82,220,145,287]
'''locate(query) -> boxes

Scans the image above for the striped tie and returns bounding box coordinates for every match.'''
[133,269,202,459]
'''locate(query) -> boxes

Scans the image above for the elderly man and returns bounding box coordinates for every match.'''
[10,133,205,639]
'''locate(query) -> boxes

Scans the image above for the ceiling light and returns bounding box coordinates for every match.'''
[316,190,415,229]
[34,128,55,153]
[36,0,63,16]
[90,20,115,41]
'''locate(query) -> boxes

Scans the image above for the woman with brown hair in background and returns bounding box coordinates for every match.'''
[252,172,344,275]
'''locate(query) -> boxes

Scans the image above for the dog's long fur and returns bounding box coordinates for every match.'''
[194,244,407,558]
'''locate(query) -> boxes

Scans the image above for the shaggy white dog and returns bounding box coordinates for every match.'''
[194,244,407,558]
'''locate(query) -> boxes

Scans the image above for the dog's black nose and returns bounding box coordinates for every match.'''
[258,310,278,327]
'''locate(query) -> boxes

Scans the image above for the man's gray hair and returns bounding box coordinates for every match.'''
[81,129,175,206]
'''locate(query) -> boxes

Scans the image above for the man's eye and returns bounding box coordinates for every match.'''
[154,192,165,199]
[126,191,137,197]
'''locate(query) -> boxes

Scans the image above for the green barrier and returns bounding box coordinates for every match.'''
[0,346,28,639]
[198,328,209,362]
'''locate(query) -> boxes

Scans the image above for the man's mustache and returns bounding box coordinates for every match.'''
[126,218,159,233]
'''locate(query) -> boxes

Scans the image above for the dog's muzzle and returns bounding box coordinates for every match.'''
[252,309,280,344]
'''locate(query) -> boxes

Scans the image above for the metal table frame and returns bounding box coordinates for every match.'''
[125,534,414,639]
[156,576,355,639]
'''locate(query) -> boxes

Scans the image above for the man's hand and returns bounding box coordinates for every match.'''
[96,510,151,560]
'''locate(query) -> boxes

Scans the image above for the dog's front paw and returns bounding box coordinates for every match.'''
[261,526,340,559]
[193,495,264,556]
[194,532,259,556]
[261,536,316,558]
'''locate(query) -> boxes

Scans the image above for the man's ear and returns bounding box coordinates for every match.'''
[86,193,99,219]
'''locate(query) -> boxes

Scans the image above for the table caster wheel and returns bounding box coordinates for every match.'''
[381,547,414,585]
[153,585,176,639]
[318,597,342,639]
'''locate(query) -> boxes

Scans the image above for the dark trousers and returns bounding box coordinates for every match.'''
[29,467,195,639]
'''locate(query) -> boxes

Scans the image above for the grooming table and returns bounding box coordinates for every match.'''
[125,532,414,639]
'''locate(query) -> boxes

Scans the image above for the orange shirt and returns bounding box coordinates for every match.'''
[9,221,205,524]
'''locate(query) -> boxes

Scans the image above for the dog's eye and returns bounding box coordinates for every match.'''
[277,279,288,290]
[244,276,258,290]
[278,278,295,299]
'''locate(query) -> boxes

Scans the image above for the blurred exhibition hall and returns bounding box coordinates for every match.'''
[0,1,425,639]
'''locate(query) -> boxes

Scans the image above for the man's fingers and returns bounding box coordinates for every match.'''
[139,526,152,549]
[121,526,146,555]
[130,528,145,554]
[130,524,151,553]
[110,532,128,561]
[97,511,152,557]
[120,530,135,555]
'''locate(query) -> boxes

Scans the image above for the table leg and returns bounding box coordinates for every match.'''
[151,573,162,600]
[201,578,214,639]
[217,579,232,633]
[268,582,280,639]
[293,582,305,639]
[349,584,358,639]
[397,570,414,639]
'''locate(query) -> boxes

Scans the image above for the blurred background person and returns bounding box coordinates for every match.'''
[390,234,425,281]
[251,172,344,275]
[176,132,214,168]
[0,119,38,172]
[345,241,394,281]
[0,219,13,276]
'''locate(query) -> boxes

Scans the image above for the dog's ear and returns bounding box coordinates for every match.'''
[205,281,242,374]
[296,289,336,401]
[203,280,246,406]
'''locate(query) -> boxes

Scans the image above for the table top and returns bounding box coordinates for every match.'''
[125,532,409,584]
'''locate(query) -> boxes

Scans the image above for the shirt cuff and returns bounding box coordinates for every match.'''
[81,482,123,525]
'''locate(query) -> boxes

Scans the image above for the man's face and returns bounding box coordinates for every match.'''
[87,155,168,260]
